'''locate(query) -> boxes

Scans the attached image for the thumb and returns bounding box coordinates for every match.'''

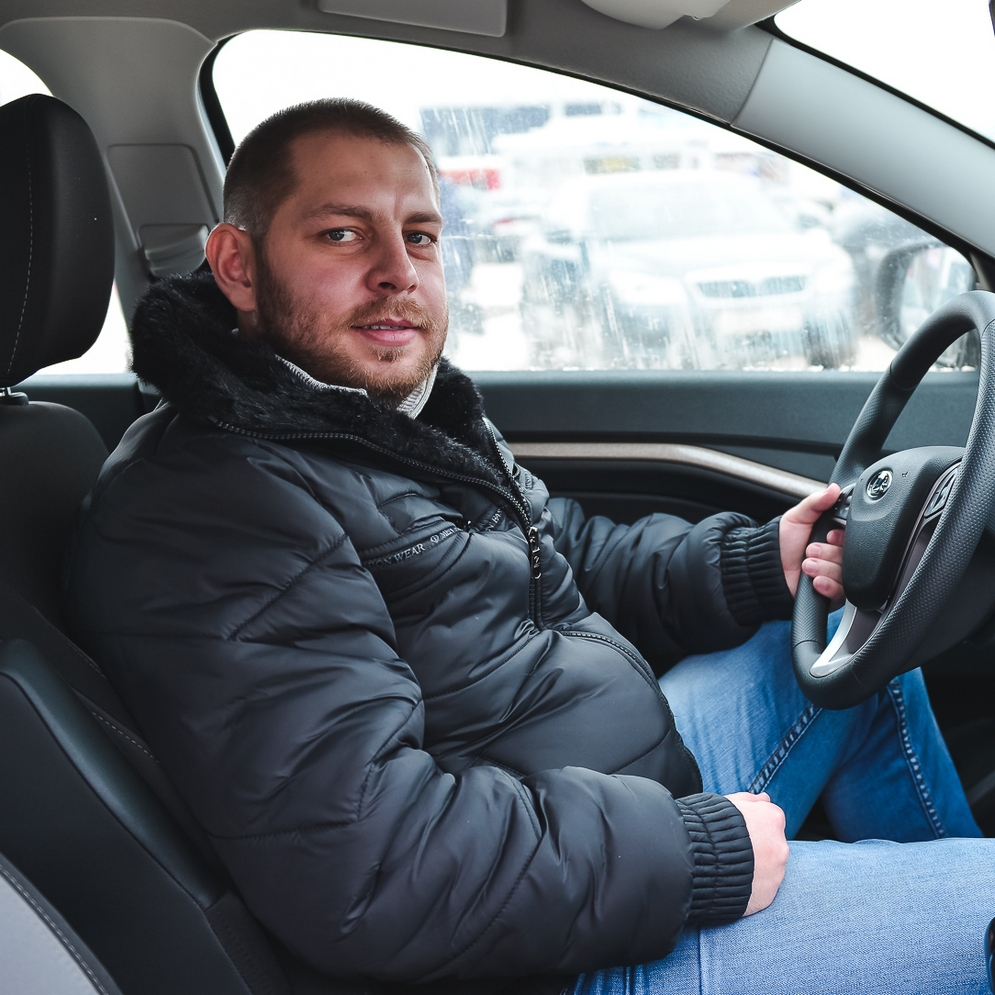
[786,483,840,526]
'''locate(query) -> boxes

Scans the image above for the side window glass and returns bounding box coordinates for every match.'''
[0,49,130,377]
[213,32,976,373]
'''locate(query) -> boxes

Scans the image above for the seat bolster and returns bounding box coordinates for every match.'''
[0,637,297,994]
[0,637,220,905]
[0,401,109,628]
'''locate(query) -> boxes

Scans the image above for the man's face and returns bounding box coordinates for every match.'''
[251,130,448,403]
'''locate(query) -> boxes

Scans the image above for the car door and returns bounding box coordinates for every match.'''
[5,5,995,818]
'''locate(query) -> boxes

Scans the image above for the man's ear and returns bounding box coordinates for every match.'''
[205,223,260,322]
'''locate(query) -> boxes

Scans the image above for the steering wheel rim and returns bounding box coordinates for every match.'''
[792,290,995,709]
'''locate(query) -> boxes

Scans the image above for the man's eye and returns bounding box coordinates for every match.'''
[325,229,358,243]
[407,232,436,246]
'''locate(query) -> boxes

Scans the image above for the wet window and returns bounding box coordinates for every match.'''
[213,31,976,373]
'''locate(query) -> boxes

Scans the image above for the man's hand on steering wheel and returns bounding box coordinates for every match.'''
[780,485,845,604]
[789,294,995,709]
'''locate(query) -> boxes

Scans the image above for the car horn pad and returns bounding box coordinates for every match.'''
[792,291,995,709]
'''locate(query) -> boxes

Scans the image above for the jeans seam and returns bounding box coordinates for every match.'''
[748,702,821,794]
[887,679,947,838]
[695,925,704,995]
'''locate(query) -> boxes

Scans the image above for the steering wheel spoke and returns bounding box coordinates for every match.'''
[809,602,878,678]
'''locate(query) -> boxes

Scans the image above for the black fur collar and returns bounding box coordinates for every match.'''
[130,271,507,490]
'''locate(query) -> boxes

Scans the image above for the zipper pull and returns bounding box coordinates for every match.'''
[527,526,542,579]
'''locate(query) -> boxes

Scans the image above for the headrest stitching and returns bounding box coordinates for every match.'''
[6,106,34,381]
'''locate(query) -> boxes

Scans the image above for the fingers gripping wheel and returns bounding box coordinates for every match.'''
[792,291,995,709]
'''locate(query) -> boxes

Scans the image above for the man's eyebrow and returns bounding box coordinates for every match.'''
[302,202,443,226]
[406,210,444,226]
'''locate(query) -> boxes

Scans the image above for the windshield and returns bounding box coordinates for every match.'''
[776,0,995,143]
[587,181,791,241]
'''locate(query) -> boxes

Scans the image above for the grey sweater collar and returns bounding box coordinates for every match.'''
[273,353,438,420]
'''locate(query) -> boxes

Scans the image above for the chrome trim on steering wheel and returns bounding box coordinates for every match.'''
[809,602,876,677]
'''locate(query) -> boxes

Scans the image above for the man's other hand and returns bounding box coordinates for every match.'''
[725,791,788,917]
[780,484,844,603]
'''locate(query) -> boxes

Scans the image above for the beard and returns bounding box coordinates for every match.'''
[254,250,448,406]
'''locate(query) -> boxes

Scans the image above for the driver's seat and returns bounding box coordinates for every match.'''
[0,93,300,995]
[0,93,505,995]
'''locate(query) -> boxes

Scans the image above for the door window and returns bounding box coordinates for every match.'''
[213,31,976,373]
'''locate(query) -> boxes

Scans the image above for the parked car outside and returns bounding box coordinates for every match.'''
[520,170,855,369]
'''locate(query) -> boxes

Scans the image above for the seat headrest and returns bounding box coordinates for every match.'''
[0,94,114,387]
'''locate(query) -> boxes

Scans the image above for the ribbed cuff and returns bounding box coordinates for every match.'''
[676,793,754,927]
[719,517,794,627]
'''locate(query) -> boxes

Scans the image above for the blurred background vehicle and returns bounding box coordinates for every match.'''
[519,170,855,369]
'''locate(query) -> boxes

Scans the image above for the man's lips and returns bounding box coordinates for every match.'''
[352,319,421,347]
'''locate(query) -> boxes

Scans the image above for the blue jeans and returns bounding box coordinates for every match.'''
[572,617,995,995]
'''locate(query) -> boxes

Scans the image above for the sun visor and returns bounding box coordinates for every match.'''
[317,0,507,37]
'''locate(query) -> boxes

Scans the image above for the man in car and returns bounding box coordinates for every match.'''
[65,99,995,995]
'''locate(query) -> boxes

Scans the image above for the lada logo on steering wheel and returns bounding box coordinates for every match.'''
[866,469,893,501]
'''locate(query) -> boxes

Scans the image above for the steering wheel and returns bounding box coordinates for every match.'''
[792,291,995,710]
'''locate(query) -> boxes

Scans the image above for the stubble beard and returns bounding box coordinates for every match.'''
[254,251,448,406]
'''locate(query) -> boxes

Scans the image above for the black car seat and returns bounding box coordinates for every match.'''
[0,93,112,631]
[0,93,300,995]
[0,848,125,995]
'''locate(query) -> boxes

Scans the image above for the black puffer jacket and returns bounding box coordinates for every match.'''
[66,273,793,989]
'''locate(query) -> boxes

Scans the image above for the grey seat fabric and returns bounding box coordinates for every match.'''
[0,850,123,995]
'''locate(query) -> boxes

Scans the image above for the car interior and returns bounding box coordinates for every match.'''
[2,0,995,991]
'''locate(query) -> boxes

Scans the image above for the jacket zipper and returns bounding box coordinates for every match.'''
[215,421,544,624]
[482,425,543,626]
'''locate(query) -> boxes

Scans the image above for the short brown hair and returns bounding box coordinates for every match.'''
[223,98,438,239]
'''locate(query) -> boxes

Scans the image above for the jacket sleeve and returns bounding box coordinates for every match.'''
[547,496,794,672]
[67,432,751,984]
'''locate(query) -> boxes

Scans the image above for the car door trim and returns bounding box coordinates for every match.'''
[509,441,823,499]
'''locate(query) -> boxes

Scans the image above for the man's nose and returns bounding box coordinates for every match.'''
[366,231,418,294]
